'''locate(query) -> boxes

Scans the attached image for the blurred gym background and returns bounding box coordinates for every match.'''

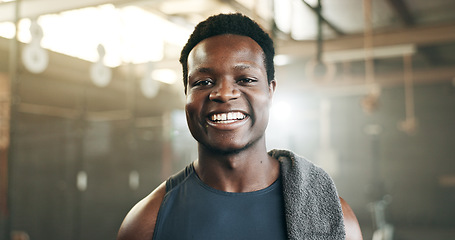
[0,0,454,239]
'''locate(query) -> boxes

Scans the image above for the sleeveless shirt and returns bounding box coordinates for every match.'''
[153,163,287,240]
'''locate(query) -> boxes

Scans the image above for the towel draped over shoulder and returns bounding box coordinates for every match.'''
[269,149,346,240]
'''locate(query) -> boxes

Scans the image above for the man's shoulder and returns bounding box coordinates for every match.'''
[340,197,363,240]
[117,182,166,240]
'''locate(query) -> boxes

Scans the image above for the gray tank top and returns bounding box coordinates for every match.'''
[153,163,287,240]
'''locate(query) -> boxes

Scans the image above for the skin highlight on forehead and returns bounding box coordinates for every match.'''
[191,64,257,78]
[186,34,267,87]
[234,64,251,70]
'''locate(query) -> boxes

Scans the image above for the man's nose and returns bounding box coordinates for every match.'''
[209,80,240,102]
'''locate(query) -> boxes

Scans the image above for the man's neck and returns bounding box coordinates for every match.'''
[193,143,280,193]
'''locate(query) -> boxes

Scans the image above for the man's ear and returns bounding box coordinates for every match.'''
[269,80,277,97]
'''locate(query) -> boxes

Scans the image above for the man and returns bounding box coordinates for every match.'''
[117,13,362,240]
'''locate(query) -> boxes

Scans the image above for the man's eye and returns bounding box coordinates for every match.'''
[194,79,213,86]
[238,78,257,84]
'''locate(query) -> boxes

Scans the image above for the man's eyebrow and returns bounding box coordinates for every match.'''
[233,64,252,70]
[196,67,213,73]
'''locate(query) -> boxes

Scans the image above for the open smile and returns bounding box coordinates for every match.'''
[209,112,247,123]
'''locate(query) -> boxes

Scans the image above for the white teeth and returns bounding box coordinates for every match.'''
[210,112,246,122]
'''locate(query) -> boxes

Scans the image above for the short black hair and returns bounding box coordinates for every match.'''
[179,13,275,93]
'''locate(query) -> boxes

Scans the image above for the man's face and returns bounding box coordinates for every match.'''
[185,34,276,153]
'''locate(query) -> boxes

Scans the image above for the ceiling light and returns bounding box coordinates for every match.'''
[274,55,291,66]
[274,0,292,33]
[152,69,178,85]
[322,44,416,63]
[0,4,190,67]
[0,22,15,39]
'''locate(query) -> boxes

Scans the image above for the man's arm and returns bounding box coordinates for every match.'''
[340,197,363,240]
[117,182,166,240]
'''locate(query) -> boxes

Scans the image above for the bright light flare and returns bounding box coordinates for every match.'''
[152,68,178,85]
[270,100,292,122]
[0,4,191,69]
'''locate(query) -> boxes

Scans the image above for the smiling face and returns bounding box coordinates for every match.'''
[185,34,276,154]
